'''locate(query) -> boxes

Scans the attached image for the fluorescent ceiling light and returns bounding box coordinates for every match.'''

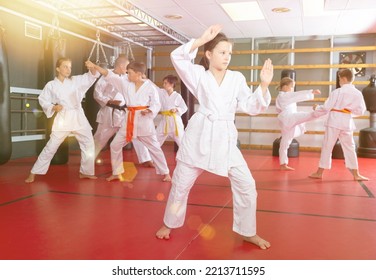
[302,0,339,17]
[221,2,265,21]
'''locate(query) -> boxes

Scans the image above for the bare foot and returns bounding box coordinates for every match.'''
[156,225,171,240]
[25,173,35,183]
[243,235,271,250]
[354,174,369,181]
[142,161,155,168]
[280,164,295,171]
[162,174,172,182]
[79,173,97,180]
[106,175,120,182]
[309,172,322,179]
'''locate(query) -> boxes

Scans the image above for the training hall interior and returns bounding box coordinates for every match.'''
[0,0,376,260]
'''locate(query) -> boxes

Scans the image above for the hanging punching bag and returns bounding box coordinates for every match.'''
[44,35,69,164]
[0,26,12,165]
[83,60,103,134]
[358,74,376,158]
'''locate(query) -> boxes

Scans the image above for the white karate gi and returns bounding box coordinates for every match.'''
[105,72,169,175]
[156,89,188,146]
[163,39,271,237]
[313,84,366,169]
[276,90,315,165]
[31,72,98,176]
[93,73,151,163]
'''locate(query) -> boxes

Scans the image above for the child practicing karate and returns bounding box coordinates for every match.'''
[93,56,153,166]
[276,77,321,170]
[156,24,273,249]
[309,68,369,181]
[87,60,171,182]
[25,57,99,183]
[156,75,188,147]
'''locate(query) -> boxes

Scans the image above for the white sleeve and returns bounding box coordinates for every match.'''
[170,39,205,99]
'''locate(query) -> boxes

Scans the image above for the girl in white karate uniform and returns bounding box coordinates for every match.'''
[88,61,171,182]
[276,77,321,170]
[93,57,152,166]
[25,58,99,183]
[309,68,368,181]
[156,75,188,147]
[156,25,273,250]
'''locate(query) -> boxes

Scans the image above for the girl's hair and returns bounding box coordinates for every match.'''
[56,57,71,68]
[199,32,231,70]
[163,75,179,88]
[277,77,294,91]
[338,68,354,82]
[126,61,146,74]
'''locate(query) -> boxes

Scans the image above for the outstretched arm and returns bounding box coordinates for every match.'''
[85,60,109,77]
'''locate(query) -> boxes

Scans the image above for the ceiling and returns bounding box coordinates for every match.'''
[131,0,376,39]
[6,0,376,48]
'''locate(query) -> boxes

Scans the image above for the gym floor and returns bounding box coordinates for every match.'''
[0,146,375,260]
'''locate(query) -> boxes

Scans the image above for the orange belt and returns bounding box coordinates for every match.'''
[126,106,149,142]
[330,108,351,114]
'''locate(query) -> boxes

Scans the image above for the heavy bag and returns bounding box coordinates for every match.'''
[44,36,69,164]
[83,67,101,134]
[0,26,12,165]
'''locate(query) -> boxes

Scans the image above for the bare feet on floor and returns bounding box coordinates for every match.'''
[280,164,295,171]
[309,172,322,179]
[156,225,171,240]
[243,235,271,250]
[142,161,155,168]
[106,175,120,182]
[79,173,97,180]
[25,173,35,183]
[162,174,172,182]
[354,174,369,181]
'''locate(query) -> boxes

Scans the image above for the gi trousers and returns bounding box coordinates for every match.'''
[163,160,258,237]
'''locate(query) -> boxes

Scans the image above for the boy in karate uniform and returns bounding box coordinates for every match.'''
[309,68,368,181]
[93,56,152,166]
[87,60,171,182]
[156,75,187,147]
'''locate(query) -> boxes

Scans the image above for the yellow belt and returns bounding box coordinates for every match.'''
[160,111,178,136]
[330,108,351,114]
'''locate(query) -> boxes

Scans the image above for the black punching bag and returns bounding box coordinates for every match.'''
[44,36,69,164]
[273,69,299,157]
[83,61,104,134]
[358,74,376,158]
[0,26,12,165]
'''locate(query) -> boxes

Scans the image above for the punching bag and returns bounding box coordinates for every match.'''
[0,26,12,165]
[83,60,104,134]
[44,35,69,164]
[358,74,376,158]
